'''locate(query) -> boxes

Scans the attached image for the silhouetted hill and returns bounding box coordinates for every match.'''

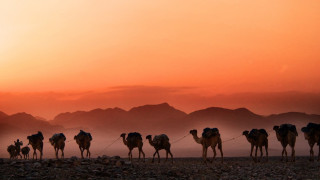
[0,112,63,136]
[267,112,320,126]
[51,103,188,132]
[128,102,187,122]
[2,103,320,137]
[187,107,267,129]
[0,111,8,119]
[49,103,320,135]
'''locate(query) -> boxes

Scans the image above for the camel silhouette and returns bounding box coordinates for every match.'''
[49,133,66,159]
[301,123,320,161]
[74,130,92,159]
[189,128,223,164]
[273,124,298,162]
[121,132,145,162]
[243,129,268,162]
[27,131,44,160]
[146,134,173,163]
[21,146,30,160]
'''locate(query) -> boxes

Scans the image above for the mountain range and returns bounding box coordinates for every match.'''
[1,103,320,137]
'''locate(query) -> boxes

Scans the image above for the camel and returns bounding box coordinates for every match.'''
[27,131,44,160]
[21,146,30,160]
[7,145,17,159]
[146,134,173,163]
[301,123,320,161]
[49,133,66,159]
[273,124,298,162]
[7,140,23,160]
[243,129,268,162]
[121,132,145,162]
[189,128,223,163]
[74,130,92,159]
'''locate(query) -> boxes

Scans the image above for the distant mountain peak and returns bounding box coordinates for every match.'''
[0,111,8,119]
[129,102,168,111]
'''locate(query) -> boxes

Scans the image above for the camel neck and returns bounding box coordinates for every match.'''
[192,134,202,144]
[122,136,128,145]
[148,138,154,146]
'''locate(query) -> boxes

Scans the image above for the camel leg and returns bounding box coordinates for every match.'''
[284,148,288,162]
[80,148,84,159]
[33,149,37,160]
[291,146,295,162]
[212,146,217,163]
[259,146,263,162]
[265,145,268,162]
[152,151,157,163]
[310,144,314,161]
[40,149,43,161]
[254,146,258,163]
[202,146,206,163]
[138,149,141,161]
[128,151,131,161]
[141,149,145,162]
[169,150,173,164]
[55,148,58,159]
[281,148,284,161]
[250,144,254,161]
[157,150,160,163]
[165,150,168,162]
[61,149,64,159]
[204,147,209,163]
[318,145,320,161]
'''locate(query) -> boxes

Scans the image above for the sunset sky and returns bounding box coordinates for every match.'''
[0,0,320,118]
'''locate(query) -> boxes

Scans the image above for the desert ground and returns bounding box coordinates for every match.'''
[0,156,319,180]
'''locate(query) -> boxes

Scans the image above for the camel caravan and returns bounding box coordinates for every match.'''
[6,123,320,163]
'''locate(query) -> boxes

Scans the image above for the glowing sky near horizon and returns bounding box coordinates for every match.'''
[0,0,320,93]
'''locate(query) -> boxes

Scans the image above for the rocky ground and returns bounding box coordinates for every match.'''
[0,156,319,180]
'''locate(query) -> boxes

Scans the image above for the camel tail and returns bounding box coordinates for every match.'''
[292,125,298,136]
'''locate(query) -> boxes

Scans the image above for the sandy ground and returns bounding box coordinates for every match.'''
[0,156,319,180]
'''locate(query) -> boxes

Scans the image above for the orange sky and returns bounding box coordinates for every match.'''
[0,0,320,93]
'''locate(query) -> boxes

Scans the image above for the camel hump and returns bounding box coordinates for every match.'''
[60,133,66,141]
[307,123,320,130]
[78,130,92,140]
[258,129,268,137]
[37,131,44,140]
[7,145,15,152]
[248,129,259,139]
[52,133,66,141]
[279,124,298,137]
[127,132,142,140]
[202,128,219,138]
[154,134,169,144]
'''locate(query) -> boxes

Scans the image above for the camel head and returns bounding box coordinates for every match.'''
[242,130,249,136]
[189,129,197,135]
[273,126,279,131]
[301,127,311,140]
[120,133,126,138]
[49,137,55,145]
[27,136,32,145]
[74,135,82,145]
[146,135,152,140]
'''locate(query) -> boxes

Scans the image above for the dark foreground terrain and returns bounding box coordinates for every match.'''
[0,156,319,180]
